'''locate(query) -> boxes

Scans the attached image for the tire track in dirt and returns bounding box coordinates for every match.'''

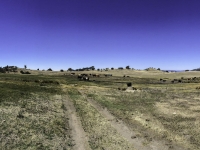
[80,90,185,150]
[64,97,91,150]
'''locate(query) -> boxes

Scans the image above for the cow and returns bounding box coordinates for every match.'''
[82,76,89,81]
[193,77,197,80]
[178,79,182,83]
[78,74,89,81]
[105,74,112,77]
[78,74,83,80]
[71,73,75,75]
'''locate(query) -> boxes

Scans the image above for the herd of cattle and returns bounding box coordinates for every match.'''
[160,77,200,83]
[68,73,113,81]
[67,72,200,90]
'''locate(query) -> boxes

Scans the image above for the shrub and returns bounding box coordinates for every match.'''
[47,68,52,71]
[127,82,132,87]
[60,69,64,72]
[0,67,6,73]
[20,70,24,74]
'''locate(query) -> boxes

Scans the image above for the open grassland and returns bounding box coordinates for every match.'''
[0,74,72,150]
[82,82,200,149]
[1,70,200,149]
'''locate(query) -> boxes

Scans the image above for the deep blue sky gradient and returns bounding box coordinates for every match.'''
[1,0,200,70]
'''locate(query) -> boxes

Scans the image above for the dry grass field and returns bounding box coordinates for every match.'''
[1,69,200,149]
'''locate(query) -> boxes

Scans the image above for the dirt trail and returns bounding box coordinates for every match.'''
[79,90,185,150]
[64,97,91,150]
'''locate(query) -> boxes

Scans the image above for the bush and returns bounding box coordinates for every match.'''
[127,82,132,87]
[0,67,6,73]
[20,70,24,74]
[47,68,52,71]
[68,68,73,71]
[60,69,64,72]
[20,70,31,74]
[25,71,31,74]
[126,66,130,69]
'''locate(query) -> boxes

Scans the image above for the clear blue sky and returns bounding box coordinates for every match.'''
[1,0,200,71]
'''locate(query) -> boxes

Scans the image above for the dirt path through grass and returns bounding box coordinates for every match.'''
[64,97,91,150]
[79,89,186,150]
[87,98,173,150]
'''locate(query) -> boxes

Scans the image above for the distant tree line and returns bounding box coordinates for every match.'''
[68,66,95,71]
[192,68,200,71]
[0,65,18,73]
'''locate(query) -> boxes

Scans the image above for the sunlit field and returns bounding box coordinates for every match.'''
[1,69,200,150]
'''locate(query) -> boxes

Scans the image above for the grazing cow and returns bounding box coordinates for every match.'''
[163,80,167,82]
[78,74,82,79]
[178,79,182,83]
[82,76,89,81]
[71,73,75,75]
[160,78,163,81]
[118,88,121,90]
[105,74,112,77]
[78,74,89,81]
[171,80,174,83]
[126,76,130,77]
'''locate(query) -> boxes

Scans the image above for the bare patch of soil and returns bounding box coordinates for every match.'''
[64,96,91,150]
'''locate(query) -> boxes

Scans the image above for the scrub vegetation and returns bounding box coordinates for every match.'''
[1,69,200,149]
